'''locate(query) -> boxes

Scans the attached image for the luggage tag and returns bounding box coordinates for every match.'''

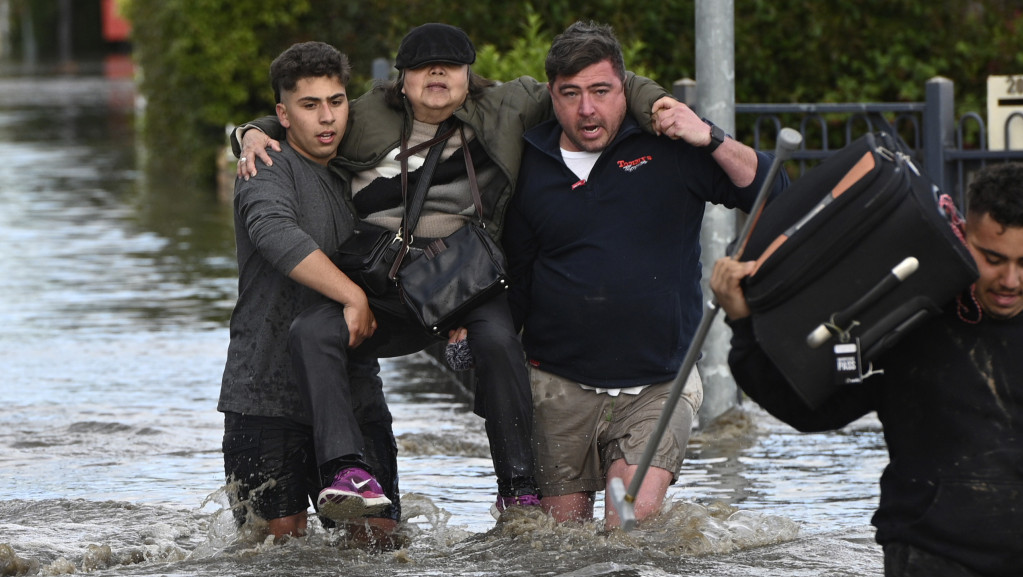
[833,338,883,385]
[833,341,862,385]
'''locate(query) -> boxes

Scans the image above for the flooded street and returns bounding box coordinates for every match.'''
[0,68,884,576]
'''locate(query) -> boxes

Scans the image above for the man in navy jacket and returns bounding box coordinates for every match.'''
[502,20,788,528]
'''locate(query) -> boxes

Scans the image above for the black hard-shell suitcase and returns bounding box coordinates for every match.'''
[739,132,978,409]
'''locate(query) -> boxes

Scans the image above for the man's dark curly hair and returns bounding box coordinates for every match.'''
[967,163,1023,228]
[270,41,351,104]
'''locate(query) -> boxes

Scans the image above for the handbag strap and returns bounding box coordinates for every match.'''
[398,119,458,241]
[389,119,457,279]
[389,120,487,280]
[458,124,485,224]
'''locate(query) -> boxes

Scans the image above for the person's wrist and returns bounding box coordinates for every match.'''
[700,119,726,153]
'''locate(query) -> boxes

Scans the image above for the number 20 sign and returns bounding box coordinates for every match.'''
[988,75,1023,151]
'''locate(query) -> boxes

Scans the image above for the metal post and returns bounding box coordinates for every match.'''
[372,57,391,82]
[20,0,36,66]
[673,78,697,107]
[695,0,739,425]
[58,0,72,69]
[696,1,735,133]
[924,77,955,200]
[0,0,10,61]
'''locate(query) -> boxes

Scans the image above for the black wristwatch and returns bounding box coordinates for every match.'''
[703,121,726,154]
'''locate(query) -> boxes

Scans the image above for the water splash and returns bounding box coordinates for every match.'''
[0,544,39,576]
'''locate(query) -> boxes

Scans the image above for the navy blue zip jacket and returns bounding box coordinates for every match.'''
[503,115,787,388]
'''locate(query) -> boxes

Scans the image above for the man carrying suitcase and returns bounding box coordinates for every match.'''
[710,162,1023,577]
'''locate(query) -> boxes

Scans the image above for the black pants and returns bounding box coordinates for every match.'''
[222,356,400,522]
[290,291,535,495]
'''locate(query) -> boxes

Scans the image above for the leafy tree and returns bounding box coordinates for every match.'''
[473,7,653,83]
[124,0,311,182]
[120,0,1023,185]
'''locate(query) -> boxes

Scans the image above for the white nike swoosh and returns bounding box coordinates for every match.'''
[352,479,371,490]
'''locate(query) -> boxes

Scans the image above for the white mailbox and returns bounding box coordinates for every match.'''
[987,75,1023,150]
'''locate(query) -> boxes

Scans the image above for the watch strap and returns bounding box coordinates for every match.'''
[702,119,725,154]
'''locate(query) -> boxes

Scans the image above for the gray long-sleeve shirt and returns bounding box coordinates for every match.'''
[218,142,354,421]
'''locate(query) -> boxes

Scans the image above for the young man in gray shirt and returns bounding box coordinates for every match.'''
[218,41,398,547]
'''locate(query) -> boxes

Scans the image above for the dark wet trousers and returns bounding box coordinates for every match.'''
[289,291,536,496]
[883,542,984,577]
[340,356,400,521]
[221,358,400,522]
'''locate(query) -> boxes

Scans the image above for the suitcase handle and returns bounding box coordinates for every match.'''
[806,256,919,347]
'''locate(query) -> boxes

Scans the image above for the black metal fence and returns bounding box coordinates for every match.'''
[677,76,1023,209]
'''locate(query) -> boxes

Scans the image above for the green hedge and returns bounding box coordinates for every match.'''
[123,0,1023,184]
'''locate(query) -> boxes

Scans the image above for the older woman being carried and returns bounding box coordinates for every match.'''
[236,23,679,525]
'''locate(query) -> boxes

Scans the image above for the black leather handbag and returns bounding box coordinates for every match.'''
[331,121,456,297]
[399,218,508,335]
[396,124,509,335]
[330,221,401,297]
[332,120,509,334]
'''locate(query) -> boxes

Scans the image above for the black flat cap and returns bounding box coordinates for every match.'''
[394,23,476,70]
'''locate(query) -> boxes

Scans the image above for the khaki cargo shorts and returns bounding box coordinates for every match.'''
[529,366,703,497]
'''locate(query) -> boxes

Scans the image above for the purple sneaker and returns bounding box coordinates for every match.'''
[317,467,391,522]
[490,493,541,520]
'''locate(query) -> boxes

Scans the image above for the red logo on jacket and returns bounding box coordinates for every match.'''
[617,156,653,172]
